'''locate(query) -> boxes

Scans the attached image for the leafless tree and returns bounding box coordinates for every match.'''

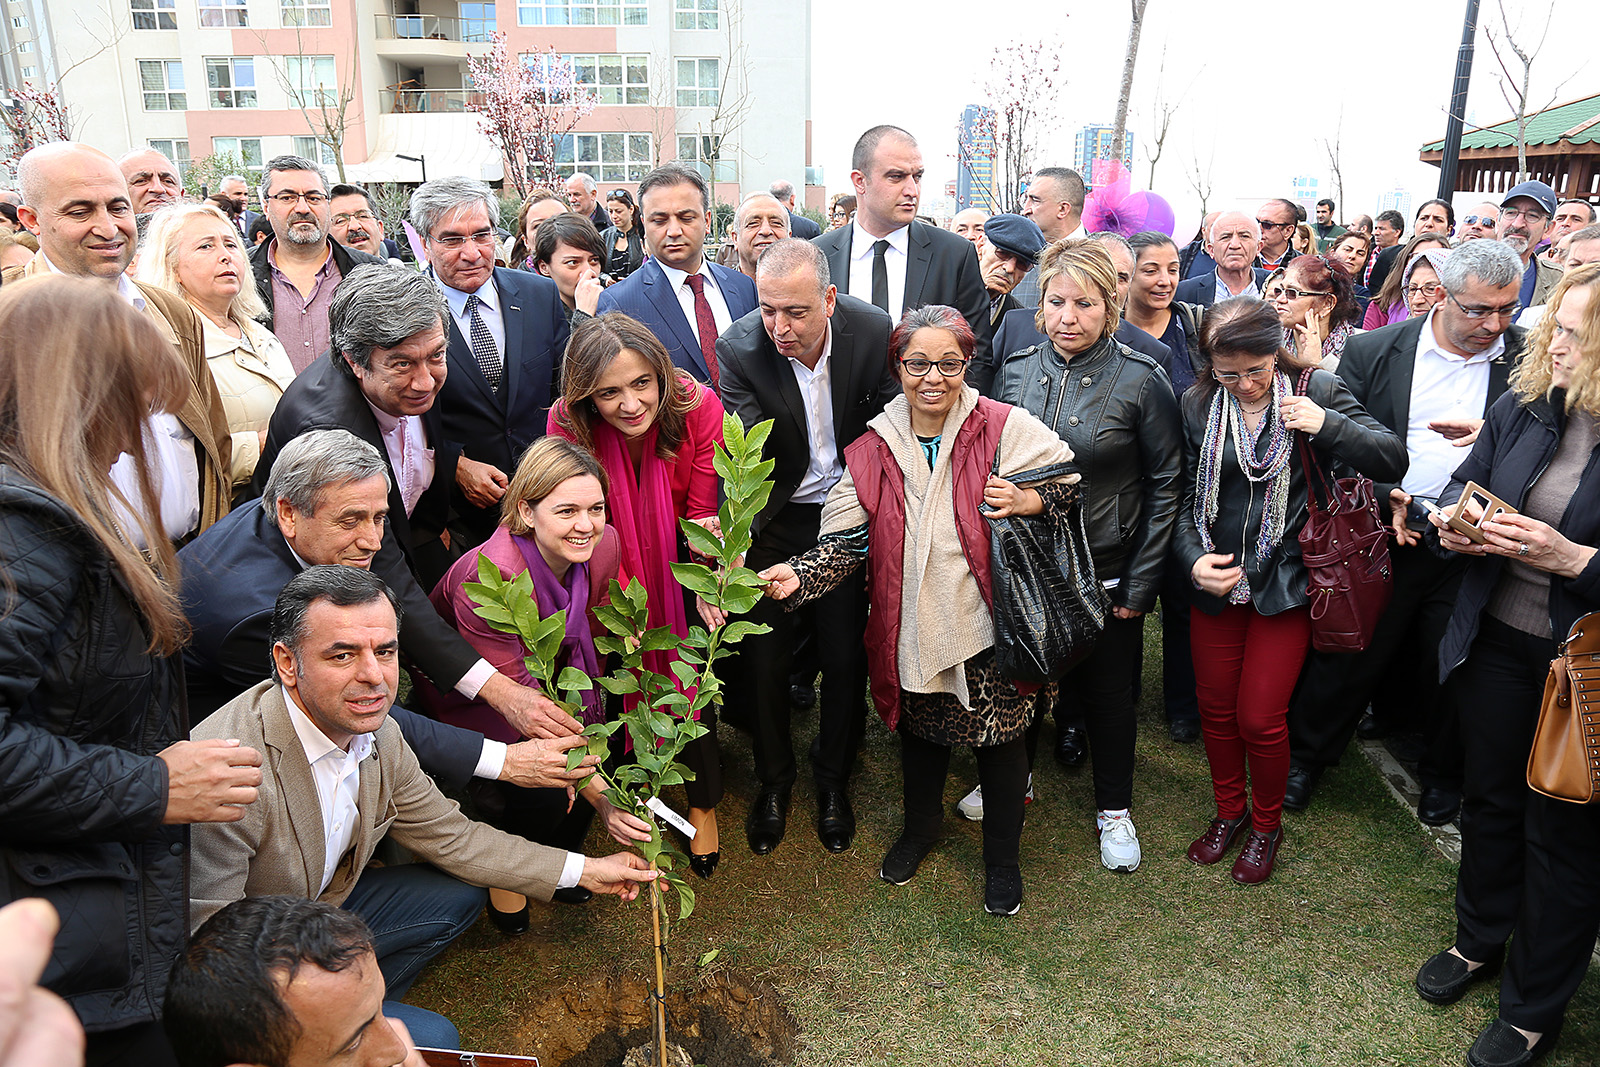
[682,0,754,218]
[1186,146,1214,218]
[1111,0,1152,163]
[0,9,126,170]
[1142,45,1198,189]
[1484,0,1577,183]
[261,25,361,182]
[959,36,1066,212]
[1321,108,1345,223]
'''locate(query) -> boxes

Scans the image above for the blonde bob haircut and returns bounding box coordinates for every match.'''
[1513,261,1600,416]
[1033,238,1122,344]
[502,435,611,535]
[138,202,269,324]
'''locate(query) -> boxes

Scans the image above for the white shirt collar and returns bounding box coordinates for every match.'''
[851,219,910,259]
[38,251,146,310]
[657,257,712,291]
[1420,306,1504,366]
[786,321,833,378]
[282,535,314,571]
[282,685,374,763]
[435,270,499,315]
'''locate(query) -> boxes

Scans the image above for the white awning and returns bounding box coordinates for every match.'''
[344,113,505,185]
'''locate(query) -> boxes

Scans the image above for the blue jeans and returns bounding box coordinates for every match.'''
[384,1001,461,1050]
[342,863,487,999]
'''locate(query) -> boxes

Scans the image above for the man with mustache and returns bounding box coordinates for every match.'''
[1496,181,1564,313]
[329,183,401,261]
[119,147,184,216]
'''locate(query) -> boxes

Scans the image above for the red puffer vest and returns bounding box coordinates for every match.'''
[843,397,1039,729]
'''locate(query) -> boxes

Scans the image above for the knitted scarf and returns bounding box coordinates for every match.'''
[1193,372,1294,604]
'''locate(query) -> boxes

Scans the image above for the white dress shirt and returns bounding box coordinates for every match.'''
[1403,307,1501,500]
[848,221,911,322]
[367,405,435,518]
[284,687,374,895]
[658,259,733,345]
[438,274,506,372]
[787,324,841,504]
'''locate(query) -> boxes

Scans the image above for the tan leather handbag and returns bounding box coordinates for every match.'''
[1528,610,1600,803]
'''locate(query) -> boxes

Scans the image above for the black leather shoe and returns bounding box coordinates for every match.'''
[1282,765,1321,811]
[689,851,719,879]
[816,789,855,853]
[1467,1018,1558,1067]
[745,788,790,856]
[1418,786,1462,826]
[790,684,816,710]
[1054,726,1087,768]
[1355,710,1392,739]
[1168,718,1201,744]
[1416,947,1501,1004]
[551,886,592,906]
[487,902,529,935]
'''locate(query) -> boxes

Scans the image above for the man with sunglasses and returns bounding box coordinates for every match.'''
[1497,180,1564,313]
[249,156,386,375]
[1458,203,1502,242]
[1286,239,1528,824]
[1255,198,1300,272]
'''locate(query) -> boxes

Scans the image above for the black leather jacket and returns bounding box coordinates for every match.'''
[0,468,188,1031]
[1175,370,1408,616]
[992,334,1184,613]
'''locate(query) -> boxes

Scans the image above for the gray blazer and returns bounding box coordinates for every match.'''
[189,682,567,929]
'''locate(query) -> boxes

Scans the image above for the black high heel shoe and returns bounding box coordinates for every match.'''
[689,851,719,879]
[487,902,529,935]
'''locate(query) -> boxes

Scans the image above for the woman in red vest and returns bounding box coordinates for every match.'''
[760,305,1077,916]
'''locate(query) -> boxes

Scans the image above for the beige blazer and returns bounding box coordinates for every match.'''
[189,681,565,930]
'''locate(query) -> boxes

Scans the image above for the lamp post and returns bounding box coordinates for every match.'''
[396,152,427,184]
[1437,0,1481,200]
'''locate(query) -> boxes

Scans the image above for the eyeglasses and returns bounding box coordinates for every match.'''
[1404,282,1445,299]
[1276,286,1331,301]
[332,211,377,227]
[900,357,969,378]
[1445,289,1518,321]
[1212,365,1275,385]
[268,191,327,206]
[429,229,497,249]
[1263,287,1285,301]
[1256,219,1294,231]
[1499,207,1549,223]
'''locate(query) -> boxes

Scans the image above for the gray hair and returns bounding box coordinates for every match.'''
[258,155,327,206]
[1032,167,1087,212]
[261,429,391,526]
[329,264,448,373]
[408,176,498,241]
[1569,224,1600,246]
[755,237,830,296]
[566,172,597,193]
[269,565,402,679]
[769,178,796,201]
[1438,239,1523,293]
[735,191,787,230]
[220,174,248,187]
[1091,231,1134,259]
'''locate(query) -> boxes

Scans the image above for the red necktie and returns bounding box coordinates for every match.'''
[685,273,721,395]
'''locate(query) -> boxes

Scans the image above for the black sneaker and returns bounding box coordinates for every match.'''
[984,865,1023,915]
[879,834,936,885]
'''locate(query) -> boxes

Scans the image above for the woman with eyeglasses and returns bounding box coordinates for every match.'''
[1414,263,1600,1067]
[600,188,644,281]
[758,305,1078,916]
[1178,297,1404,884]
[827,194,856,232]
[1270,254,1363,370]
[1401,248,1452,320]
[1365,233,1453,329]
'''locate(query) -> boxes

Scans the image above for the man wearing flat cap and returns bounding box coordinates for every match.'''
[1497,179,1565,312]
[979,213,1047,329]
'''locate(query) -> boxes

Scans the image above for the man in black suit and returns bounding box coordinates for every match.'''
[255,263,459,589]
[412,177,570,547]
[770,178,821,240]
[565,172,611,232]
[813,125,990,369]
[181,429,595,794]
[1286,239,1528,823]
[1173,211,1270,307]
[717,239,899,856]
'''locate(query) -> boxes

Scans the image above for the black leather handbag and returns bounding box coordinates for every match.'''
[984,458,1109,684]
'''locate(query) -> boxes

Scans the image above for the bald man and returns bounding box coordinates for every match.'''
[1173,212,1269,307]
[119,148,184,216]
[950,207,987,246]
[733,192,790,278]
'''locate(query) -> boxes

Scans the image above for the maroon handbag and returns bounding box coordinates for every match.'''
[1294,369,1393,652]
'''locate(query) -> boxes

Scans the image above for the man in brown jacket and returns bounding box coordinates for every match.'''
[190,565,654,997]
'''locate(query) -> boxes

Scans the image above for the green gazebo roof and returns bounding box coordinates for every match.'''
[1420,92,1600,153]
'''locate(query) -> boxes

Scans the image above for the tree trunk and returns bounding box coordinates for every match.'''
[1110,0,1150,163]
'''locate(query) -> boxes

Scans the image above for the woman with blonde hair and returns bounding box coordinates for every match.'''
[140,202,293,499]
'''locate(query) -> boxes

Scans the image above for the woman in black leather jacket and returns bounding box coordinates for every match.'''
[1176,297,1404,885]
[1413,264,1600,1067]
[600,188,645,281]
[986,239,1183,874]
[0,275,260,1064]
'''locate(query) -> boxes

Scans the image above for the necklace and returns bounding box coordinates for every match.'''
[1239,397,1271,414]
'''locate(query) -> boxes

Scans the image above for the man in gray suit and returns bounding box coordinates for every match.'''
[190,566,655,997]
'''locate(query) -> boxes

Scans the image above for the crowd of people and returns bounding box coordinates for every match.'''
[1,122,1599,1067]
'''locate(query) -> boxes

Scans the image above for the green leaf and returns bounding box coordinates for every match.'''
[555,666,591,693]
[742,418,773,457]
[669,562,722,600]
[565,747,588,772]
[624,576,650,616]
[655,691,690,708]
[719,620,770,644]
[676,879,696,920]
[639,628,682,652]
[678,518,724,558]
[646,710,675,738]
[669,659,699,689]
[698,948,720,967]
[721,586,763,615]
[598,672,640,695]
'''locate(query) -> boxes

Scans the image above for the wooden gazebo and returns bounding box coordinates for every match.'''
[1420,92,1600,202]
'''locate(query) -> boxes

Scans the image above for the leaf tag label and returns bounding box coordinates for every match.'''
[645,795,696,837]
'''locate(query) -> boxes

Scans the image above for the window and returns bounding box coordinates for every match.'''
[284,56,337,108]
[198,0,248,27]
[17,41,31,53]
[212,136,264,177]
[557,53,648,105]
[292,136,339,167]
[148,139,191,180]
[20,66,36,79]
[458,1,494,40]
[206,57,256,108]
[139,60,186,110]
[517,0,646,27]
[677,134,736,182]
[674,0,717,29]
[554,132,651,183]
[130,0,176,30]
[675,58,718,107]
[280,0,332,27]
[11,15,26,28]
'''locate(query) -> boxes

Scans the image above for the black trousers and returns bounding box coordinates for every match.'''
[901,730,1028,868]
[1500,790,1600,1033]
[1027,613,1141,810]
[1159,566,1200,724]
[86,1021,178,1067]
[1452,616,1556,961]
[742,503,870,792]
[1289,540,1465,789]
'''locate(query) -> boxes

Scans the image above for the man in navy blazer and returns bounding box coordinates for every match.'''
[412,177,570,547]
[1173,211,1271,307]
[596,163,758,387]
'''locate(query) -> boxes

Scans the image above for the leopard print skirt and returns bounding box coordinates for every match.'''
[901,649,1052,747]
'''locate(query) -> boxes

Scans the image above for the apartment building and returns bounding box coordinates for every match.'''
[4,0,817,207]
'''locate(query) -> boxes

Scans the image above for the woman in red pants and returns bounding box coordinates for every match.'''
[1174,297,1405,883]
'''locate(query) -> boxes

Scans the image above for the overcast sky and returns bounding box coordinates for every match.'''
[809,0,1591,243]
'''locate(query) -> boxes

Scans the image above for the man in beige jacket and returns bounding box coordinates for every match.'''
[190,565,654,997]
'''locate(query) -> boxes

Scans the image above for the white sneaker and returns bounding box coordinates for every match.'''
[957,776,1034,822]
[1097,810,1141,872]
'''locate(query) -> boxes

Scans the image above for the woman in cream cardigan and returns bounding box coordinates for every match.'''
[760,304,1078,917]
[140,203,294,501]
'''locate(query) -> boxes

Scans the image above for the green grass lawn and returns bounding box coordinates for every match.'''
[410,619,1600,1066]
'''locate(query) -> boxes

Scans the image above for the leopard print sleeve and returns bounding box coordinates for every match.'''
[785,523,868,609]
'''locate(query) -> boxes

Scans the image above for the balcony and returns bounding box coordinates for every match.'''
[381,87,485,113]
[373,15,492,62]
